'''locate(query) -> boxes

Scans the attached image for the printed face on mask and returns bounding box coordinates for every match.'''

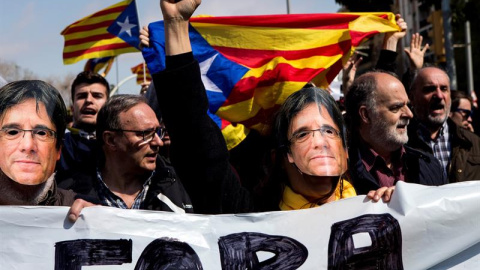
[287,103,347,178]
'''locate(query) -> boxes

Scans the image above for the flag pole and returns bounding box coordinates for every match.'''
[115,57,119,92]
[134,0,146,85]
[143,62,146,84]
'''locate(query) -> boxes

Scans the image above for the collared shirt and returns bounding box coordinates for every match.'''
[96,170,153,209]
[417,121,451,176]
[360,144,406,187]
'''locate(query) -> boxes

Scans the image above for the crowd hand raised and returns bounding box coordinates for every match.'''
[161,0,201,22]
[404,33,429,70]
[367,186,395,203]
[383,14,407,51]
[341,53,362,96]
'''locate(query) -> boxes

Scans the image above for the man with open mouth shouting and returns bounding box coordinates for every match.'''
[56,71,110,190]
[345,71,446,195]
[407,67,480,183]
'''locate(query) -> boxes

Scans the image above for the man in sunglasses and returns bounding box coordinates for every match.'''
[449,91,474,133]
[407,67,480,182]
[63,94,193,212]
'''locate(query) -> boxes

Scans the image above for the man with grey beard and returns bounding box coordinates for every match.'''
[345,71,446,195]
[407,67,480,182]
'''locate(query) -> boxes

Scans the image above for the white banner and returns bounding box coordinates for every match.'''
[1,181,479,269]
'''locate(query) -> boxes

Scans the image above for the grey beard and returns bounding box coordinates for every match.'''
[427,113,449,128]
[0,172,55,205]
[368,118,408,153]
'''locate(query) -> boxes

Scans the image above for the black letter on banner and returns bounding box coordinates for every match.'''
[55,239,132,270]
[218,232,308,270]
[134,238,203,270]
[328,213,403,270]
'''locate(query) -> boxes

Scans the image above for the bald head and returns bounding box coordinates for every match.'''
[346,72,413,154]
[410,67,451,129]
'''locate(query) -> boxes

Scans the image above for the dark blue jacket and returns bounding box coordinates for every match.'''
[349,144,447,195]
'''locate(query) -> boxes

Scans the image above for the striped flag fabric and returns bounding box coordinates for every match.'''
[143,13,400,149]
[84,56,115,77]
[131,63,152,84]
[61,0,140,65]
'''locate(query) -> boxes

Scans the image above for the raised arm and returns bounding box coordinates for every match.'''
[404,33,429,70]
[382,14,407,52]
[376,14,407,73]
[149,0,253,214]
[161,0,197,55]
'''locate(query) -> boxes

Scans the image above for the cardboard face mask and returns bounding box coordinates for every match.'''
[287,103,348,177]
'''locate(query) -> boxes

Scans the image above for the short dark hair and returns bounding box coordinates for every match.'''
[273,87,346,155]
[344,72,378,143]
[0,80,67,149]
[96,94,148,146]
[451,90,473,111]
[71,71,110,102]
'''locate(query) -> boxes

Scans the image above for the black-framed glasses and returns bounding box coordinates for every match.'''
[454,108,472,119]
[0,127,57,142]
[110,127,165,143]
[289,126,341,144]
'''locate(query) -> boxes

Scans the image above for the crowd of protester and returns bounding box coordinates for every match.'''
[0,0,479,224]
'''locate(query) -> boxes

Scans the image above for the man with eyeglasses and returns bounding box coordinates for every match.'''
[0,80,77,206]
[449,91,474,133]
[62,94,193,212]
[407,67,480,183]
[345,72,446,195]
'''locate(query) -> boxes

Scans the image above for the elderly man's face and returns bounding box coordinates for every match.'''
[411,67,451,128]
[0,99,60,185]
[287,103,347,178]
[111,103,164,174]
[366,73,413,152]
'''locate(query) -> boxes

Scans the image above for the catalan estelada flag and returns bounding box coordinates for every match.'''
[84,56,115,77]
[61,0,140,65]
[131,63,152,84]
[143,13,400,149]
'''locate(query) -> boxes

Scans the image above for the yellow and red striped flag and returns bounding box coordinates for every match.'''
[61,0,139,65]
[144,13,400,149]
[131,63,152,85]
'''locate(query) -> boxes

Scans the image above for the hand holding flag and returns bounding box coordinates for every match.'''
[143,6,401,149]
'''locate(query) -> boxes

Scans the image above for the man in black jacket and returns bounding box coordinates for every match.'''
[407,67,480,182]
[59,94,193,213]
[345,71,446,195]
[56,71,109,188]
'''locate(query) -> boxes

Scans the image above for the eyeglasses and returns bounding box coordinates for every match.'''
[289,126,341,144]
[0,127,57,142]
[454,108,472,119]
[110,127,165,143]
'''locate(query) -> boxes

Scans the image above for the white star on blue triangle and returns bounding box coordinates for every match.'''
[200,54,223,94]
[117,17,136,37]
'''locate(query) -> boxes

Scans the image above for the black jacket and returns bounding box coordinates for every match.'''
[57,155,193,213]
[153,53,254,214]
[407,118,480,183]
[349,144,447,195]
